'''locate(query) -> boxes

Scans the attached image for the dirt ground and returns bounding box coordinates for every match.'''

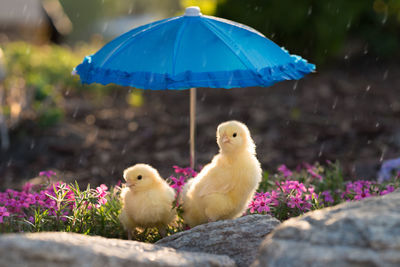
[1,61,399,189]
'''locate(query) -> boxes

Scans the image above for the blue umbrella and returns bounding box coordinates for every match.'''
[74,6,315,168]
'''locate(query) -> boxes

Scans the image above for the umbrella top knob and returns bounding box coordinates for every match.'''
[184,6,202,17]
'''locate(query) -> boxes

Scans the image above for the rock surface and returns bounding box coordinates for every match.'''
[156,215,280,267]
[0,232,236,267]
[253,191,400,267]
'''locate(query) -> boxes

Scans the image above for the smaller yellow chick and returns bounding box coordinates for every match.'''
[119,164,176,239]
[182,120,262,227]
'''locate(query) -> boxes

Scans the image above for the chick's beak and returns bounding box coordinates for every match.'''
[221,134,230,144]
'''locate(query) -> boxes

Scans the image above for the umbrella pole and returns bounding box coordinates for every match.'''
[190,87,196,169]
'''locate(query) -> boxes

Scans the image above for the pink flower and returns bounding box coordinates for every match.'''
[287,196,303,209]
[22,183,33,193]
[321,191,334,203]
[95,197,107,208]
[173,166,197,177]
[170,176,186,193]
[39,170,56,179]
[354,188,371,200]
[255,197,271,213]
[380,185,395,195]
[278,165,293,178]
[290,182,307,193]
[305,164,323,181]
[301,201,312,211]
[248,201,258,213]
[96,184,108,198]
[0,207,10,223]
[32,193,46,206]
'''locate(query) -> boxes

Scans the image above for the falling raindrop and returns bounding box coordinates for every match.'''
[344,54,349,60]
[367,140,372,145]
[102,23,109,33]
[382,12,388,24]
[366,85,371,92]
[307,6,312,16]
[7,159,12,167]
[375,122,380,128]
[332,97,338,109]
[121,145,127,155]
[293,81,298,90]
[229,108,233,115]
[72,107,79,118]
[346,19,352,29]
[65,90,70,96]
[363,45,368,55]
[30,140,35,150]
[380,147,387,162]
[318,143,324,157]
[383,70,389,80]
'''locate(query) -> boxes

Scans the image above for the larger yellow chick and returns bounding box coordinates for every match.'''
[119,164,176,239]
[182,120,262,227]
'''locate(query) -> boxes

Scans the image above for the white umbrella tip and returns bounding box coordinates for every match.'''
[185,6,202,17]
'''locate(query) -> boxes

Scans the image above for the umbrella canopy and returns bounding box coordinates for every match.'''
[74,6,315,168]
[75,7,315,90]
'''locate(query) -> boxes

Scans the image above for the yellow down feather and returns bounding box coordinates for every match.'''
[182,120,262,227]
[119,164,176,238]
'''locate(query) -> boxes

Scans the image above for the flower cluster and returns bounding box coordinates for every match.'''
[169,166,197,194]
[168,166,198,211]
[341,180,395,200]
[0,163,398,239]
[95,184,109,208]
[248,179,318,220]
[0,171,110,227]
[0,183,59,222]
[248,163,399,221]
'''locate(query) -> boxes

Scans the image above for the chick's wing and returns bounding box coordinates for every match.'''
[197,169,234,197]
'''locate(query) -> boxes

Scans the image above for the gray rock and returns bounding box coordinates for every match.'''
[253,191,400,267]
[0,232,236,267]
[156,215,280,267]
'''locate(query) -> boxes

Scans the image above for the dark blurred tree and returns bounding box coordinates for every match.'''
[60,0,180,41]
[215,0,400,64]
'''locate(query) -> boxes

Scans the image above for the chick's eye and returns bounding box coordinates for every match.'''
[137,175,142,180]
[233,133,237,137]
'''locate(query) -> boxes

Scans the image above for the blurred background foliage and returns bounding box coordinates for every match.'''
[215,0,400,64]
[1,0,400,129]
[59,0,181,41]
[0,42,143,128]
[58,0,400,64]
